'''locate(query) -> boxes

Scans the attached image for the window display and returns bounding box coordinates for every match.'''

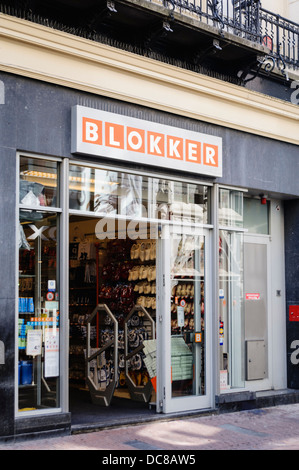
[20,157,59,208]
[18,156,61,413]
[170,234,206,397]
[18,155,213,417]
[219,232,244,389]
[18,211,60,411]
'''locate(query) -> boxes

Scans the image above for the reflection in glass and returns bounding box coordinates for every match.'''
[244,197,269,234]
[69,166,144,217]
[18,210,60,411]
[219,231,244,389]
[170,234,205,397]
[219,188,243,228]
[69,165,210,224]
[154,180,209,224]
[20,157,59,208]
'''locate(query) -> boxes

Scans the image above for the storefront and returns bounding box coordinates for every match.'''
[17,105,221,419]
[0,52,298,438]
[8,84,290,434]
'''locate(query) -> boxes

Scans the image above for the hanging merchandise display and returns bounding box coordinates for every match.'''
[69,218,157,406]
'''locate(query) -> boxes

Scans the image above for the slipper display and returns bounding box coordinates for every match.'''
[70,236,156,399]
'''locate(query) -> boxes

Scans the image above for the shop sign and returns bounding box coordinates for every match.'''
[220,370,229,391]
[195,332,202,343]
[26,330,42,357]
[289,305,299,322]
[46,292,55,301]
[246,293,260,300]
[71,106,222,178]
[44,329,59,378]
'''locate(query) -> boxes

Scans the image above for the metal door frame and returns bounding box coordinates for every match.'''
[157,224,213,414]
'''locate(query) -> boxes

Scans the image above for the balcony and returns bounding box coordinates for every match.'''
[0,0,298,82]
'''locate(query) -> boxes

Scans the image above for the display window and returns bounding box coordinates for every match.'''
[218,188,245,391]
[244,197,270,235]
[170,233,206,398]
[219,188,243,228]
[69,165,210,225]
[219,230,244,390]
[18,211,60,411]
[18,157,61,413]
[20,157,59,208]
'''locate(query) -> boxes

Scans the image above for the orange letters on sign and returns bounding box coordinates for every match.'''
[83,118,102,145]
[186,140,201,164]
[81,112,220,172]
[127,127,145,153]
[147,131,165,157]
[167,136,184,161]
[105,122,125,149]
[203,143,218,167]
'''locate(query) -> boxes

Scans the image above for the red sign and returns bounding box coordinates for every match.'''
[46,292,55,301]
[289,305,299,322]
[246,293,260,300]
[262,35,273,51]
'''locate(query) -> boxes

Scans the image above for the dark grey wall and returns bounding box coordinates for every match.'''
[285,200,299,389]
[246,75,296,104]
[0,146,16,438]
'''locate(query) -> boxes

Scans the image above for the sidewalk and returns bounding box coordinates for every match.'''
[1,403,299,451]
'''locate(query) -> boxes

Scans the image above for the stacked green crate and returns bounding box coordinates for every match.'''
[171,336,193,381]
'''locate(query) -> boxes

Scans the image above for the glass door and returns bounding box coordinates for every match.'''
[158,226,212,414]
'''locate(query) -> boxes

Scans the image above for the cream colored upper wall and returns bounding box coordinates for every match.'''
[261,0,288,17]
[0,14,298,147]
[289,0,299,22]
[262,0,299,21]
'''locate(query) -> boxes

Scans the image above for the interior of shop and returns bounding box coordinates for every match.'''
[68,216,158,425]
[68,215,207,425]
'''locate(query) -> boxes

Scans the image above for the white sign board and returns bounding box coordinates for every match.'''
[72,106,223,178]
[26,330,42,357]
[44,329,59,378]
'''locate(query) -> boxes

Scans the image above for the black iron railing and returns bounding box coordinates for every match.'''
[158,0,299,69]
[0,0,298,72]
[164,0,261,40]
[259,8,299,69]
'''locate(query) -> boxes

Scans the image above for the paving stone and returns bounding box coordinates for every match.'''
[1,404,299,451]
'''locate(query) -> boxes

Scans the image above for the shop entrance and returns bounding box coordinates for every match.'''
[68,217,212,424]
[159,226,212,413]
[68,216,158,425]
[67,163,212,425]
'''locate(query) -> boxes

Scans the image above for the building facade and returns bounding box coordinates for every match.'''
[0,0,299,440]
